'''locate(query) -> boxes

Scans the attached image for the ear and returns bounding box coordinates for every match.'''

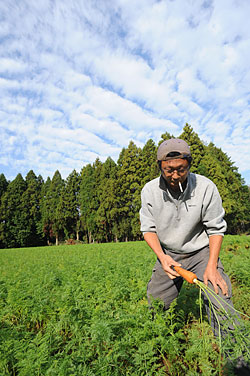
[187,156,192,167]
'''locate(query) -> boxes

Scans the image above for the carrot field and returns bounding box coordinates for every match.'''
[0,235,250,376]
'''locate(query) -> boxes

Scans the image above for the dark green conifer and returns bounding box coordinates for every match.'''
[40,171,64,245]
[95,157,118,242]
[139,139,158,187]
[39,177,52,245]
[79,163,97,243]
[0,173,8,198]
[0,174,27,248]
[207,143,250,233]
[22,170,44,246]
[56,170,80,240]
[179,123,205,172]
[116,141,142,241]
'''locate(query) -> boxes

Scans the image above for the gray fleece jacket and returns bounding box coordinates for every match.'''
[140,173,227,254]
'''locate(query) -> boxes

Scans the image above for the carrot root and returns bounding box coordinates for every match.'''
[173,266,198,284]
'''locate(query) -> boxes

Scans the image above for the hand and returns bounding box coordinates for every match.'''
[203,265,228,296]
[160,254,182,279]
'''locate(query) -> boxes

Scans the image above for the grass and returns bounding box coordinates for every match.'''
[0,235,249,375]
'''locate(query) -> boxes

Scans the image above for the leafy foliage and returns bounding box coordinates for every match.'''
[115,141,142,241]
[180,123,205,172]
[40,171,64,245]
[0,173,8,198]
[0,124,250,247]
[0,236,249,375]
[57,169,80,240]
[0,174,28,248]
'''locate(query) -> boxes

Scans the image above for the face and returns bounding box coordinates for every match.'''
[161,158,189,191]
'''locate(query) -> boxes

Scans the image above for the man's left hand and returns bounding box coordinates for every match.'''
[203,265,229,296]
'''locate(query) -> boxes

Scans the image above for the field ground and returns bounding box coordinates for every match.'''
[0,235,250,375]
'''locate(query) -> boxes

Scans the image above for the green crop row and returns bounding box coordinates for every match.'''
[220,235,250,317]
[0,236,249,375]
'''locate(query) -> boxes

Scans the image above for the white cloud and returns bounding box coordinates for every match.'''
[0,58,27,74]
[0,0,249,183]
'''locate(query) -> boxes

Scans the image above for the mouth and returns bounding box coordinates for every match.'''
[171,180,180,185]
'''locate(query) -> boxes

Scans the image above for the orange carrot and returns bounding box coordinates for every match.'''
[173,266,197,284]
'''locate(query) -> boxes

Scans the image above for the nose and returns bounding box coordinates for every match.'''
[172,170,179,179]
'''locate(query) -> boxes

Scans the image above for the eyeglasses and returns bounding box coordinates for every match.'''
[163,166,189,175]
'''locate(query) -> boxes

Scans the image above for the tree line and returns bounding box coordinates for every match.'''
[0,124,249,249]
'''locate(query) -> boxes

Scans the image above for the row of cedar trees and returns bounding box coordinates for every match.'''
[0,124,250,248]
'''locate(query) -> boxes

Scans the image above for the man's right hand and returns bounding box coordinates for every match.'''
[143,233,182,279]
[159,254,182,279]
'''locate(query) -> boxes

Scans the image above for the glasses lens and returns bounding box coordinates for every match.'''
[165,167,187,174]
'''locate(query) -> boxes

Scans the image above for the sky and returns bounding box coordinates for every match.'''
[0,0,250,184]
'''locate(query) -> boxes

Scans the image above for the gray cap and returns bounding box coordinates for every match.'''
[157,138,191,161]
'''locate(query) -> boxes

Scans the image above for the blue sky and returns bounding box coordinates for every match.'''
[0,0,250,184]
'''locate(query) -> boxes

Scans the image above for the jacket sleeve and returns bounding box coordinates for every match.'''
[139,186,157,233]
[201,182,227,236]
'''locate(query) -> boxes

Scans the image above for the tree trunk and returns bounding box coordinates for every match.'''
[56,234,59,246]
[76,230,79,241]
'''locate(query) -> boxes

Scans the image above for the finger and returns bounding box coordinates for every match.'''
[170,265,182,277]
[215,271,229,296]
[203,275,208,286]
[166,268,180,278]
[172,261,182,267]
[171,270,181,278]
[164,266,181,278]
[166,272,176,280]
[211,280,219,294]
[164,268,176,279]
[217,279,229,296]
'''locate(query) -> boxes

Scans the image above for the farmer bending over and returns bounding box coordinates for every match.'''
[140,138,236,337]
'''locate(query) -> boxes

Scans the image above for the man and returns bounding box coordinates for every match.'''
[140,138,250,374]
[139,138,236,334]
